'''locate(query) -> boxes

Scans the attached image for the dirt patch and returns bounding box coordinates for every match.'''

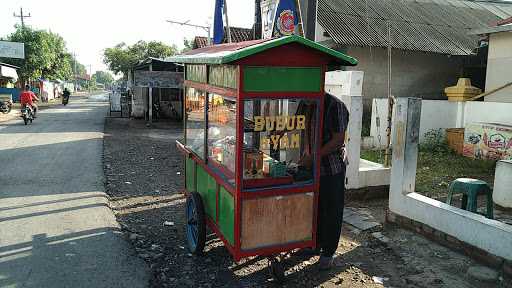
[104,118,506,288]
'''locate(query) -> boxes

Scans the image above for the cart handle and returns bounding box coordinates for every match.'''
[175,140,193,158]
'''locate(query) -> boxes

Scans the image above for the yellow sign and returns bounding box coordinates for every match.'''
[254,115,306,132]
[254,115,306,150]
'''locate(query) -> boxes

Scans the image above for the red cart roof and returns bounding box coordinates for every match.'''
[167,35,358,66]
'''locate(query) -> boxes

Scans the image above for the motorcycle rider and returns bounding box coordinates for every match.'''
[63,87,70,102]
[20,85,39,117]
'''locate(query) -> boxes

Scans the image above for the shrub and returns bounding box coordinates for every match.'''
[420,129,450,153]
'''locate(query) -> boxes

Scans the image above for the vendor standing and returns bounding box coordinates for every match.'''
[301,93,349,270]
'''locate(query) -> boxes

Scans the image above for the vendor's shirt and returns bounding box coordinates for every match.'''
[320,94,349,176]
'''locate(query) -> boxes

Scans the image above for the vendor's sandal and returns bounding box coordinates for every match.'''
[318,256,334,271]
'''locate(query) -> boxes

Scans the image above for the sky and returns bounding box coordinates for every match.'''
[0,0,255,75]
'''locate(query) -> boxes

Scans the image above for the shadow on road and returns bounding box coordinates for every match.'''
[0,97,149,288]
[0,227,143,288]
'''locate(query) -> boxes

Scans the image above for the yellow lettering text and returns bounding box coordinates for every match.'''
[275,116,287,131]
[290,133,300,148]
[280,134,289,149]
[296,115,306,130]
[265,117,275,131]
[254,116,265,132]
[271,135,280,149]
[286,116,296,130]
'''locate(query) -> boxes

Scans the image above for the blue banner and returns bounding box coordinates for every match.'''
[213,0,225,44]
[273,0,298,37]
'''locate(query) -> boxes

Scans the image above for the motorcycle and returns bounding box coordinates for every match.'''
[62,94,69,106]
[20,105,34,125]
[0,99,12,114]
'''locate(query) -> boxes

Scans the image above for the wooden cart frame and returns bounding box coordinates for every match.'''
[171,36,357,264]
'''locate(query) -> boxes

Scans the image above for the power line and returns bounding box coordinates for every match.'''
[166,20,212,45]
[13,7,31,28]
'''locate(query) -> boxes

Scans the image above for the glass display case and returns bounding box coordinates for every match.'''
[208,94,236,180]
[243,99,318,188]
[185,87,206,158]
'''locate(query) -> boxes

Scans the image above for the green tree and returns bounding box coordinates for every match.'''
[70,54,87,77]
[93,70,114,86]
[0,26,76,83]
[103,41,178,77]
[182,38,194,53]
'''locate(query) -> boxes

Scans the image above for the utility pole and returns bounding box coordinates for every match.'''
[89,64,92,94]
[167,20,212,45]
[13,7,31,28]
[254,0,262,39]
[224,0,232,43]
[73,53,78,92]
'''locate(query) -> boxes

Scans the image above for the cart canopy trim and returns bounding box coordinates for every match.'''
[167,35,358,66]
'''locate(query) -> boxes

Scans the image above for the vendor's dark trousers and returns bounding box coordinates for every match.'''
[317,167,346,257]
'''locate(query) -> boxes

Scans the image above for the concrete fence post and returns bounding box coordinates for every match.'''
[389,98,421,208]
[325,70,364,189]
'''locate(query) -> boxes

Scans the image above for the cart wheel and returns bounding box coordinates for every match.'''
[268,257,285,283]
[185,192,206,255]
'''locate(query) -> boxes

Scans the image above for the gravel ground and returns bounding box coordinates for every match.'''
[103,117,508,288]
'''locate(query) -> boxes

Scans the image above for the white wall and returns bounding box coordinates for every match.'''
[389,98,512,261]
[485,32,512,103]
[131,86,147,118]
[464,101,512,126]
[345,46,464,109]
[369,98,512,149]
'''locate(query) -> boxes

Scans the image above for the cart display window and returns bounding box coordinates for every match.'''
[208,94,236,179]
[243,99,318,188]
[185,87,206,158]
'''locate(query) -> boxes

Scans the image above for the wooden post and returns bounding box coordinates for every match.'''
[149,63,153,124]
[384,21,393,167]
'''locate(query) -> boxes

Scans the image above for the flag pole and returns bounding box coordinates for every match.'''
[224,0,232,43]
[295,0,304,37]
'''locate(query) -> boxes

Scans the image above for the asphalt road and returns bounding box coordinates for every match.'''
[0,95,149,288]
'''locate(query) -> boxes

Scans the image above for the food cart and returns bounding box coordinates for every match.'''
[171,35,357,279]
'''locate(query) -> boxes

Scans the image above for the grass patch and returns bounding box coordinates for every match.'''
[360,149,385,164]
[361,149,496,200]
[415,151,495,199]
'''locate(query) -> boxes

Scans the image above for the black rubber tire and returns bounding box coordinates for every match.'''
[185,192,206,255]
[23,117,28,125]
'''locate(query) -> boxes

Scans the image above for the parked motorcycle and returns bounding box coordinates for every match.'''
[20,105,34,125]
[0,99,12,114]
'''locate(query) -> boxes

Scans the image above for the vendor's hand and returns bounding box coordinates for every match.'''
[299,154,313,168]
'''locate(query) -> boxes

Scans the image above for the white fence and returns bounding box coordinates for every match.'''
[368,98,512,149]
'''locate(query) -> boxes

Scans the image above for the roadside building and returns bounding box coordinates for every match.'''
[0,62,20,102]
[314,0,512,109]
[191,26,254,49]
[127,57,184,120]
[472,16,512,102]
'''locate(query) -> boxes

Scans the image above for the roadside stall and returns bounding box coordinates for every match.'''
[171,35,357,280]
[127,58,184,121]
